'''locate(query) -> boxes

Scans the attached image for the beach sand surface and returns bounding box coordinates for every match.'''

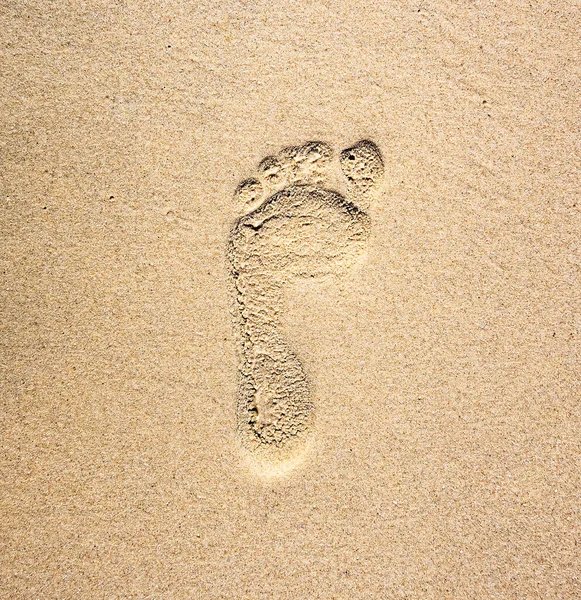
[1,1,580,598]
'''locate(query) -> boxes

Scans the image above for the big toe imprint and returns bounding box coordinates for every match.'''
[229,139,383,474]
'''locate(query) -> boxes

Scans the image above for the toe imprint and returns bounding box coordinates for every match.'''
[339,140,384,208]
[235,178,264,209]
[229,139,383,472]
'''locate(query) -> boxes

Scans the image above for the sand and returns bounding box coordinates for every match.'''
[1,1,580,598]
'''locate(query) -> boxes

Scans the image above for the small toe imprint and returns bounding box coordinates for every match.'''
[235,178,264,208]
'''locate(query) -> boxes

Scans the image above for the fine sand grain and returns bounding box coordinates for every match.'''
[1,1,580,598]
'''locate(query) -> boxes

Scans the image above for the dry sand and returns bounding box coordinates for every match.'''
[1,1,580,598]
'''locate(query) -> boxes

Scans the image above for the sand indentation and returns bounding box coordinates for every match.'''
[228,140,383,470]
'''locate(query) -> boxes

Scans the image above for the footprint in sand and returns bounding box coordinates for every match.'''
[228,140,384,472]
